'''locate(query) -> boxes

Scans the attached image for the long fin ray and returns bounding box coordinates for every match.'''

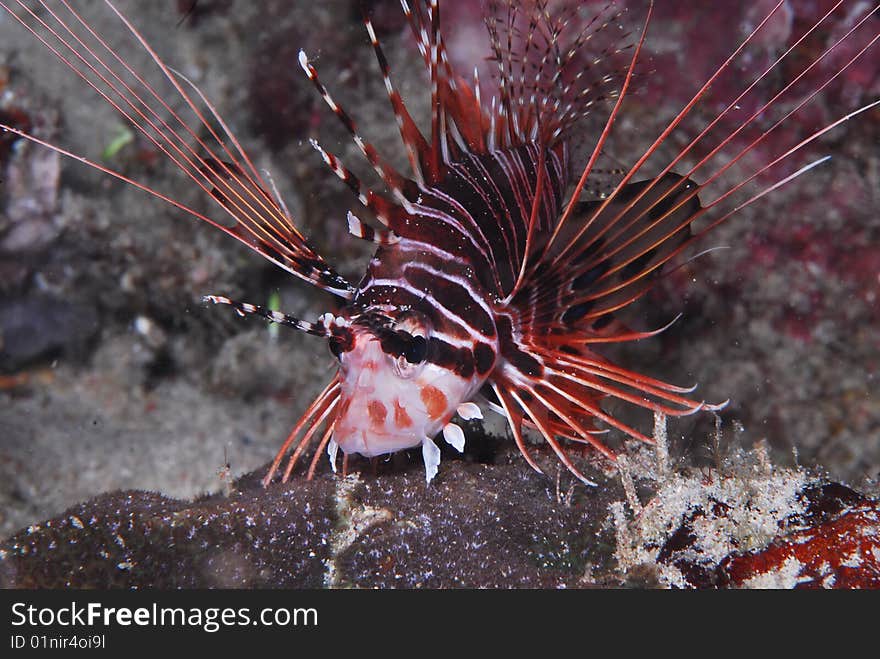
[1,0,353,297]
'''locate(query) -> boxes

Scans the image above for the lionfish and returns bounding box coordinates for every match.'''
[1,1,877,485]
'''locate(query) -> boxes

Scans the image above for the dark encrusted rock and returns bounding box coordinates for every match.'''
[4,442,879,588]
[0,475,337,588]
[0,448,615,588]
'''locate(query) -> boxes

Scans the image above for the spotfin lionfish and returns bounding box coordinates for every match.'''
[1,1,877,485]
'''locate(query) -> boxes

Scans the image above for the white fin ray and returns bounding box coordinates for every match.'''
[456,402,483,421]
[327,439,339,474]
[422,437,441,484]
[442,422,466,453]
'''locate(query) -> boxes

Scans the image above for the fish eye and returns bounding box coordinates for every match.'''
[392,332,429,378]
[388,311,432,377]
[403,334,428,364]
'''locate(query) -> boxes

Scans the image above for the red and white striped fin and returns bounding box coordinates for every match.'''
[346,212,399,246]
[298,49,419,207]
[202,295,334,337]
[520,1,880,339]
[307,139,403,229]
[401,0,609,166]
[364,13,431,186]
[490,0,878,480]
[515,173,700,335]
[400,0,489,165]
[483,0,630,148]
[548,1,879,268]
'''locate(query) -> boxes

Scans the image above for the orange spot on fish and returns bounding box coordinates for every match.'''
[367,399,387,428]
[394,399,413,429]
[420,385,448,420]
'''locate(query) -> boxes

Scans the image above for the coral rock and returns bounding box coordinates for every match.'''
[719,483,880,589]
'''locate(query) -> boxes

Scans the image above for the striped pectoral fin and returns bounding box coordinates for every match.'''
[565,173,701,283]
[488,319,723,484]
[521,173,704,334]
[504,377,601,486]
[199,157,274,213]
[491,365,629,484]
[197,158,354,296]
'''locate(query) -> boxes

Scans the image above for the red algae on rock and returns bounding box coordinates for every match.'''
[612,441,880,589]
[719,483,880,588]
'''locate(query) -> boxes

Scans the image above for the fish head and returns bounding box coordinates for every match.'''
[329,310,486,462]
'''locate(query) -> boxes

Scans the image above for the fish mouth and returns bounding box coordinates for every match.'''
[333,425,424,458]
